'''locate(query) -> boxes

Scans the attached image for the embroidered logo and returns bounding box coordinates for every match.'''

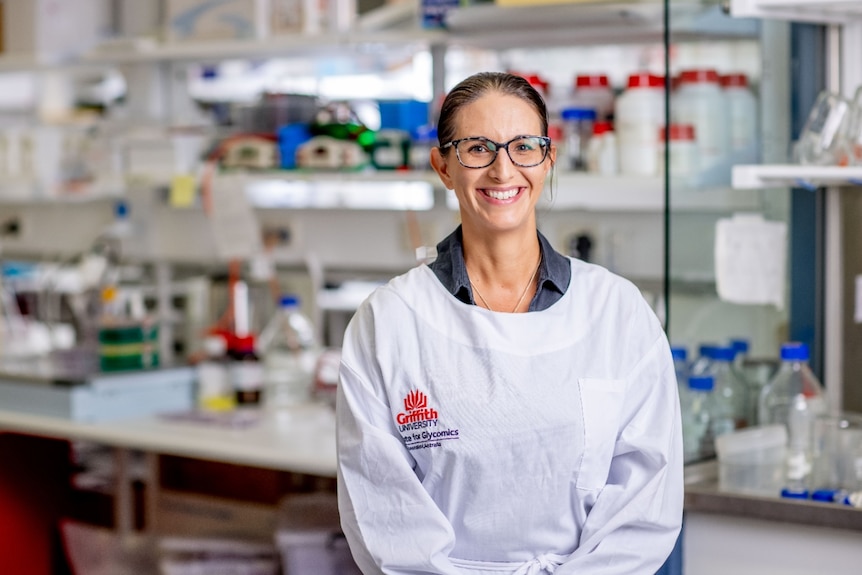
[395,389,459,451]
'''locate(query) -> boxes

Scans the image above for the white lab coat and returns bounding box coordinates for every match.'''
[337,258,683,575]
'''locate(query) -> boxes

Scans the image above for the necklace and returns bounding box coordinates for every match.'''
[469,256,541,313]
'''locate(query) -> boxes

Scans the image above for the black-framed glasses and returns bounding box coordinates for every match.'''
[440,135,551,169]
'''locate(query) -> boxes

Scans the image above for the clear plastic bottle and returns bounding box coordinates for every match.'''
[682,374,713,463]
[759,342,827,498]
[257,294,320,408]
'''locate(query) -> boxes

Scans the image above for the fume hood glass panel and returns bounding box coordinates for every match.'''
[666,0,794,460]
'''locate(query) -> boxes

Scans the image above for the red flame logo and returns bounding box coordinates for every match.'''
[403,390,427,412]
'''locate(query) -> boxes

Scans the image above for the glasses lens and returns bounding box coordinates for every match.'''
[455,138,497,168]
[507,136,548,167]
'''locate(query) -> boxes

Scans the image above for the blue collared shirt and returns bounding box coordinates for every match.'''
[428,226,571,312]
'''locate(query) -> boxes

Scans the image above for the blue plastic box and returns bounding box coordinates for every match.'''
[378,100,430,135]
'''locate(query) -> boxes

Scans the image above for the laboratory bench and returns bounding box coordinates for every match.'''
[681,461,862,574]
[2,355,861,575]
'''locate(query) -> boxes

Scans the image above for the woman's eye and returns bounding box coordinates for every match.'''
[467,144,489,154]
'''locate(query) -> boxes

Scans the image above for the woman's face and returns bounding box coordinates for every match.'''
[431,91,555,237]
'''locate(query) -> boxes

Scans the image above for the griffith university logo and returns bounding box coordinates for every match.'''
[395,389,460,451]
[396,390,438,425]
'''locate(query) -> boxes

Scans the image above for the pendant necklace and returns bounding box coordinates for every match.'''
[469,256,541,313]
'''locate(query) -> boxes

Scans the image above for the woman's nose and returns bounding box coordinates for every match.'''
[487,146,516,179]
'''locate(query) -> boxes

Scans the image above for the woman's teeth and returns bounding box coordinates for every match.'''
[484,188,519,200]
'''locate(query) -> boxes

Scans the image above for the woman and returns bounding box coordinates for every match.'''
[336,71,682,575]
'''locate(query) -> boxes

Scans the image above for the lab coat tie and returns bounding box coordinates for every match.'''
[512,552,569,575]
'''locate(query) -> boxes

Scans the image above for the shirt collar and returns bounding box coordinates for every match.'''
[430,225,570,305]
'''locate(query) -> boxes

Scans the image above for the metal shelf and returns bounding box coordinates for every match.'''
[730,0,862,24]
[732,164,862,189]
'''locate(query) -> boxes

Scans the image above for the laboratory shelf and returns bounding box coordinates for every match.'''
[730,0,862,24]
[83,29,448,65]
[220,170,438,211]
[732,164,862,189]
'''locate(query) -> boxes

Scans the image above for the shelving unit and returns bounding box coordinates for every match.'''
[733,164,862,189]
[730,0,862,24]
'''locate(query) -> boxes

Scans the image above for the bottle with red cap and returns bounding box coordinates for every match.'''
[570,74,615,121]
[586,120,617,175]
[720,72,759,164]
[616,72,665,176]
[659,123,698,186]
[671,68,731,186]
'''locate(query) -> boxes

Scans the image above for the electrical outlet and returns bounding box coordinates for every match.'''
[0,214,23,238]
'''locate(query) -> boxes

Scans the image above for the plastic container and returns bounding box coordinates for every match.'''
[671,69,730,185]
[616,72,665,176]
[715,424,788,497]
[570,74,615,121]
[658,123,698,186]
[257,295,319,409]
[561,107,596,171]
[759,342,827,496]
[811,412,862,494]
[586,121,617,175]
[275,492,362,575]
[720,73,759,164]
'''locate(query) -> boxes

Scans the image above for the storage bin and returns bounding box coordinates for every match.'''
[715,424,787,497]
[275,492,362,575]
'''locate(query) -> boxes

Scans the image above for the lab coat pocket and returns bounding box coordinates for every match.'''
[576,378,626,491]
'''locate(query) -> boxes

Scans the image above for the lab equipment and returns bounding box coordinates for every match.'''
[715,424,787,497]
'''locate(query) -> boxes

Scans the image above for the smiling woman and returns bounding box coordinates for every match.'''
[336,71,683,575]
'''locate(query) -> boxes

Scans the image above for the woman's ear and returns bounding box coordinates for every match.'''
[430,147,454,190]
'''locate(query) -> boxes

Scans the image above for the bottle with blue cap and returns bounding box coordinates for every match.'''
[257,294,320,409]
[710,345,750,429]
[561,107,596,171]
[670,345,688,397]
[759,342,826,498]
[681,374,714,462]
[689,343,718,378]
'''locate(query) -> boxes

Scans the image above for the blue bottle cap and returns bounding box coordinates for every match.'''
[561,107,597,121]
[279,294,300,307]
[114,199,129,219]
[698,344,718,358]
[780,342,809,362]
[780,487,810,500]
[712,346,736,363]
[688,375,714,391]
[811,489,840,503]
[671,346,687,361]
[730,338,749,354]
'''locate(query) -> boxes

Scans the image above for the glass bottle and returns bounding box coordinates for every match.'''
[258,294,320,409]
[682,374,713,463]
[759,342,827,498]
[711,346,750,429]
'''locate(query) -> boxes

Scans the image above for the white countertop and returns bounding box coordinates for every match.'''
[0,403,338,477]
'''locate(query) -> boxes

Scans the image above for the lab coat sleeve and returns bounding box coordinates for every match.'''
[336,301,461,575]
[557,320,684,574]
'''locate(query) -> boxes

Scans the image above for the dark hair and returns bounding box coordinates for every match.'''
[436,72,549,147]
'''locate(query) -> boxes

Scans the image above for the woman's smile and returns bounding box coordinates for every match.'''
[479,186,524,202]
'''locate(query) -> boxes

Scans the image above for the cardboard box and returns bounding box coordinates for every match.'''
[2,0,108,60]
[165,0,271,42]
